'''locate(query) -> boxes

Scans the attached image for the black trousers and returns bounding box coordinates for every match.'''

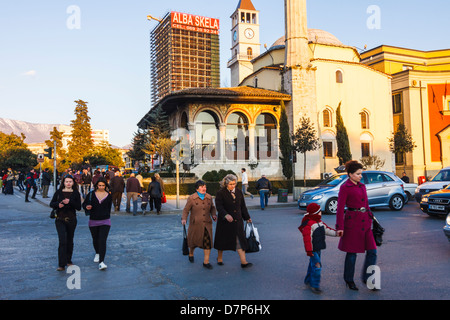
[151,196,161,213]
[25,185,37,201]
[89,225,111,263]
[55,218,77,268]
[111,192,122,210]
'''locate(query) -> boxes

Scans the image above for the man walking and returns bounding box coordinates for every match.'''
[25,168,38,202]
[255,174,272,210]
[81,168,92,198]
[126,173,141,215]
[110,171,125,211]
[241,168,253,199]
[41,168,51,198]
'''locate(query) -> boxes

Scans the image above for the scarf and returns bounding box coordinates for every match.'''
[197,191,205,200]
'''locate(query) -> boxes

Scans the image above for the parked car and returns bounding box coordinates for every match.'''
[403,182,418,202]
[419,185,450,217]
[298,171,408,214]
[444,214,450,242]
[414,166,450,202]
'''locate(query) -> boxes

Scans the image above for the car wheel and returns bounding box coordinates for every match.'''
[389,194,404,211]
[325,197,338,215]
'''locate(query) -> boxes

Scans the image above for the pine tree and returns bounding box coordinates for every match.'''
[292,117,321,187]
[336,102,352,165]
[388,123,416,172]
[278,101,293,180]
[68,99,94,164]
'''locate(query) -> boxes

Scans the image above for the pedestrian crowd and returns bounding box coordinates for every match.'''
[3,162,381,294]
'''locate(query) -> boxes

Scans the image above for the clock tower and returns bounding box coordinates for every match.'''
[228,0,260,87]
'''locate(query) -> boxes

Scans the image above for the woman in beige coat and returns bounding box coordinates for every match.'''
[181,180,217,269]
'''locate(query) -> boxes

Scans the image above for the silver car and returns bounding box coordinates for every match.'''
[298,171,408,214]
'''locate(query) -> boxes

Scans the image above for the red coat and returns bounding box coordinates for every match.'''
[336,179,376,253]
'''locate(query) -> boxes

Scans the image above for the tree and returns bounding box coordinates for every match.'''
[278,101,293,180]
[388,123,417,172]
[127,129,148,166]
[143,106,175,171]
[84,141,125,168]
[0,132,36,170]
[336,102,352,165]
[68,99,94,164]
[292,117,321,186]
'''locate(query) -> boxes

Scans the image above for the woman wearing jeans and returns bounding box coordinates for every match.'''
[50,175,81,271]
[336,160,378,291]
[83,177,112,270]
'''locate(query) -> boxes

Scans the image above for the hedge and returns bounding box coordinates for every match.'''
[143,179,323,195]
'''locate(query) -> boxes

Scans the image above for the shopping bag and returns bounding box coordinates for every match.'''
[182,225,189,255]
[245,222,261,253]
[161,192,167,204]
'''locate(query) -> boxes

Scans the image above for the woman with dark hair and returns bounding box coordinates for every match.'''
[50,175,82,271]
[181,180,217,269]
[82,177,112,270]
[214,174,253,268]
[336,160,377,291]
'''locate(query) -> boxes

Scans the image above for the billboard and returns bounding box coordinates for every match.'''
[171,11,219,35]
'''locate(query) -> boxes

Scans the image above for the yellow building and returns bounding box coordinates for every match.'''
[361,45,450,181]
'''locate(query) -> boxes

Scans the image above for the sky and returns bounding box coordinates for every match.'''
[0,0,448,147]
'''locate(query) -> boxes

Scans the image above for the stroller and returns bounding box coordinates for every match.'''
[141,191,149,215]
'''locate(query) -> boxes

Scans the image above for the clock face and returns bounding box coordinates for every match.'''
[244,28,254,39]
[233,31,237,42]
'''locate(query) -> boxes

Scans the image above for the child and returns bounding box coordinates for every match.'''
[141,191,149,215]
[298,203,337,294]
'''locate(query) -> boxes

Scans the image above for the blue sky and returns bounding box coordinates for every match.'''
[0,0,448,147]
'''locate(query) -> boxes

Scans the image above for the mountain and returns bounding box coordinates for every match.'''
[0,118,72,144]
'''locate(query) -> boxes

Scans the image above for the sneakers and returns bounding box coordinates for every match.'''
[94,254,100,263]
[99,262,107,270]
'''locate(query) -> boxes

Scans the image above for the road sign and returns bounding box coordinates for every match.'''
[37,153,45,163]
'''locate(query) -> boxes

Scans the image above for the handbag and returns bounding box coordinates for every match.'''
[50,208,57,219]
[84,191,93,216]
[161,192,167,204]
[245,222,261,253]
[370,213,385,246]
[182,225,189,255]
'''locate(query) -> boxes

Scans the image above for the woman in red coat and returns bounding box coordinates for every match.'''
[336,160,377,291]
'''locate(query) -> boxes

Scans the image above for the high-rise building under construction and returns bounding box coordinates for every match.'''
[150,11,220,105]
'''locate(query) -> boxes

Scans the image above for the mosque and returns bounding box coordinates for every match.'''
[139,0,395,181]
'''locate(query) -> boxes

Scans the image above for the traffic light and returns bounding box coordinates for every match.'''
[44,147,53,159]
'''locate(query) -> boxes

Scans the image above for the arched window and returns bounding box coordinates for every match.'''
[336,70,343,83]
[323,109,332,127]
[226,112,249,160]
[180,112,188,130]
[247,47,253,59]
[255,113,278,160]
[360,111,369,129]
[195,111,220,160]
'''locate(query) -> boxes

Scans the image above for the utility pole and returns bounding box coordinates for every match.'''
[53,140,57,193]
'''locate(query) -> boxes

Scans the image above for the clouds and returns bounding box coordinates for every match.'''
[22,70,37,77]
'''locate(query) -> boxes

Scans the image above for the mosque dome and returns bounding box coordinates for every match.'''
[270,29,344,48]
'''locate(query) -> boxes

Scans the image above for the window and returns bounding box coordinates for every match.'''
[226,112,249,161]
[361,111,369,129]
[255,113,278,160]
[195,111,220,160]
[336,70,343,83]
[361,142,371,158]
[364,173,384,184]
[392,93,402,114]
[323,141,333,158]
[247,47,253,59]
[323,109,331,127]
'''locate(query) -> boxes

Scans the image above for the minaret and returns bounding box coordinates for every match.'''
[283,0,320,181]
[228,0,260,87]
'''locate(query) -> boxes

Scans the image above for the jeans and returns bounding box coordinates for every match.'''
[126,192,139,215]
[304,251,322,288]
[344,249,377,282]
[242,184,253,198]
[259,190,269,209]
[89,225,110,263]
[55,218,77,268]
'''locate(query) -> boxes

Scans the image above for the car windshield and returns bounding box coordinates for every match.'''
[431,170,450,182]
[319,174,347,186]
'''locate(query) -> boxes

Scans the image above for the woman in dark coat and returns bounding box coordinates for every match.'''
[336,160,377,291]
[50,175,82,271]
[214,174,253,268]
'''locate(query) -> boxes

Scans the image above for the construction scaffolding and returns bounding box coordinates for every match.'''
[150,12,220,106]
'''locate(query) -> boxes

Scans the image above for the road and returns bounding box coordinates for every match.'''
[0,189,449,301]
